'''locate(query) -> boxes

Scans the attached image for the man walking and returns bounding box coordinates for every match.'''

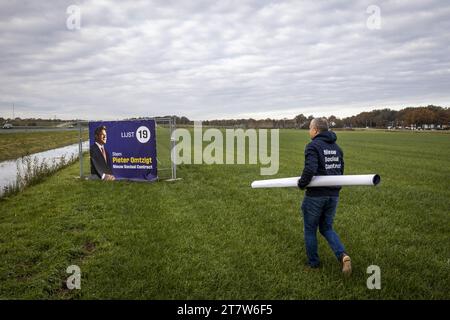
[297,118,351,276]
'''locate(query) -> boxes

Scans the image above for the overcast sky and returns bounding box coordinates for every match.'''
[0,0,449,120]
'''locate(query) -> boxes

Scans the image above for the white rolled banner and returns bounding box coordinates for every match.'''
[251,174,381,189]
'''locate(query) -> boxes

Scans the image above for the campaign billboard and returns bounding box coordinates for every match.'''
[88,120,157,181]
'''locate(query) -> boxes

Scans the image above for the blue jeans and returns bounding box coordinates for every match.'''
[301,196,346,267]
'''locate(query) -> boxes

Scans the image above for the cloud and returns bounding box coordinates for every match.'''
[0,0,449,120]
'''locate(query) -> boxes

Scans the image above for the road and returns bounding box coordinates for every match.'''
[0,127,85,134]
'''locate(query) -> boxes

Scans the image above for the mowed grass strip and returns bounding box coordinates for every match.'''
[0,130,88,162]
[0,130,449,299]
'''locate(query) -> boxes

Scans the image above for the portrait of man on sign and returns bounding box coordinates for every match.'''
[90,125,115,181]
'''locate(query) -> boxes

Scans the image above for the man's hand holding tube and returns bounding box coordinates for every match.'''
[297,178,306,190]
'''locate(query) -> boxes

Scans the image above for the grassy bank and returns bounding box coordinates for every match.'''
[0,130,449,299]
[0,130,88,162]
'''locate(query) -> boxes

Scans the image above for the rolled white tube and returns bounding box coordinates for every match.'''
[251,174,380,188]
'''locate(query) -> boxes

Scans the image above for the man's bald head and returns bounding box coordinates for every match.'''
[309,118,329,139]
[310,118,329,132]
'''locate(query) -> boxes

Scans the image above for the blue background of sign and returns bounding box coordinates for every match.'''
[89,120,157,181]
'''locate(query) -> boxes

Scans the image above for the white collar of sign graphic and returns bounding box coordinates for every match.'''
[95,142,104,151]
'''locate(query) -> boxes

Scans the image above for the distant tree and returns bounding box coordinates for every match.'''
[327,115,344,128]
[306,115,314,128]
[294,114,307,128]
[179,116,192,125]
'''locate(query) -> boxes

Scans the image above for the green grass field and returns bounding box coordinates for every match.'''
[0,129,449,299]
[0,130,88,162]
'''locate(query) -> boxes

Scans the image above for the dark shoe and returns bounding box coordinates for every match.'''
[304,262,320,270]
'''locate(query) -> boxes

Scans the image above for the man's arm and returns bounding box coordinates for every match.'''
[337,146,344,175]
[104,150,115,180]
[297,145,319,190]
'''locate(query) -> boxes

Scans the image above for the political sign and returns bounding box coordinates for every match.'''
[88,120,157,181]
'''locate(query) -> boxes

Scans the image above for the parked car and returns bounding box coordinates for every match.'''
[2,123,13,129]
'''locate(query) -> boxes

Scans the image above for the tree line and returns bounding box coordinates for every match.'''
[178,105,450,129]
[3,105,449,129]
